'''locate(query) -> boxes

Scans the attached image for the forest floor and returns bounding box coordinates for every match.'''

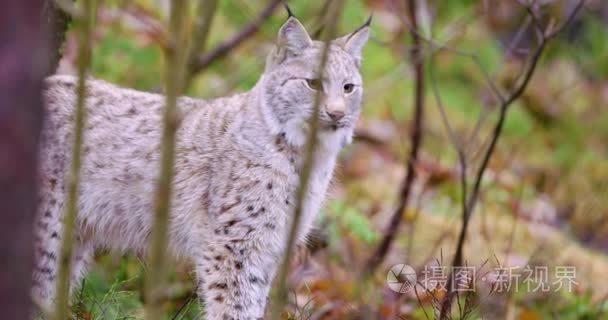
[48,1,608,319]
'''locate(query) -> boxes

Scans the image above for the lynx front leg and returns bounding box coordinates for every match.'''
[195,233,282,320]
[32,190,93,313]
[33,234,93,313]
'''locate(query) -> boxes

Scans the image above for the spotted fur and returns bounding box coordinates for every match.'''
[33,17,368,319]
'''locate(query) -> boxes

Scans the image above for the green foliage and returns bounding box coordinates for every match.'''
[502,102,534,138]
[74,270,143,319]
[92,32,162,90]
[525,289,608,320]
[327,200,378,244]
[565,17,608,80]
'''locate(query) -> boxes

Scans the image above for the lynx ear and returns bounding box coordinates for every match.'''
[336,16,371,64]
[277,17,312,56]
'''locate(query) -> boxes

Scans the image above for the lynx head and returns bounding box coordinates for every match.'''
[259,16,370,147]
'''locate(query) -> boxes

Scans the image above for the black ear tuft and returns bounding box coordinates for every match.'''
[283,1,294,18]
[364,13,373,27]
[334,15,372,65]
[351,13,372,36]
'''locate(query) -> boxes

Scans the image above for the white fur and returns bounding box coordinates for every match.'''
[33,17,369,320]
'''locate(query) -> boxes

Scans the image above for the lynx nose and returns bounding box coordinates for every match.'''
[327,110,345,121]
[325,96,346,121]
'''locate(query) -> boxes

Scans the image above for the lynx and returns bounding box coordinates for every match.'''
[34,15,369,319]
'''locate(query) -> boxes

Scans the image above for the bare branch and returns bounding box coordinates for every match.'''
[438,2,585,318]
[363,0,425,275]
[189,0,283,74]
[144,1,188,319]
[428,59,463,151]
[53,1,95,319]
[184,0,218,86]
[546,0,585,39]
[270,1,346,318]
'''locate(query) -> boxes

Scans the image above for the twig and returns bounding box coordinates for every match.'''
[438,1,585,318]
[53,1,94,320]
[184,0,218,86]
[144,1,188,319]
[170,286,197,320]
[310,0,333,38]
[404,179,427,262]
[270,1,346,318]
[190,0,283,74]
[389,0,506,103]
[363,0,425,275]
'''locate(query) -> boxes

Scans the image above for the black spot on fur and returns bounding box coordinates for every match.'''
[220,196,242,213]
[209,282,227,290]
[224,244,235,254]
[39,267,53,274]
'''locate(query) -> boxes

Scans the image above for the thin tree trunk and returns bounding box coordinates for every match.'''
[270,1,346,318]
[53,1,94,319]
[144,1,188,318]
[0,0,50,318]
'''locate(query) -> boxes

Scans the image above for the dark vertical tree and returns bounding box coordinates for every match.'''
[0,0,52,318]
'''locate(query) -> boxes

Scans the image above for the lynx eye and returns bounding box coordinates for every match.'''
[305,78,323,91]
[343,83,355,94]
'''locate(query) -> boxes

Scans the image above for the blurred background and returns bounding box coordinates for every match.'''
[52,0,608,319]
